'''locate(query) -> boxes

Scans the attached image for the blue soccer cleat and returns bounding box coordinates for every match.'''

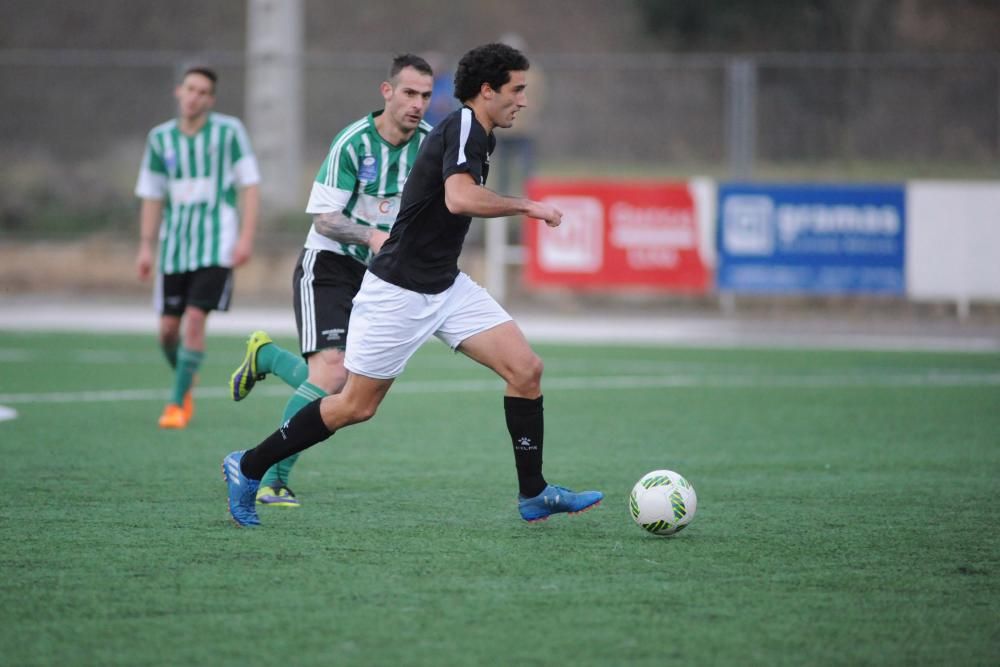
[229,330,273,401]
[222,450,261,527]
[518,484,603,522]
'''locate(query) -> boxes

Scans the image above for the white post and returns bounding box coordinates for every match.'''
[485,216,509,304]
[245,0,304,212]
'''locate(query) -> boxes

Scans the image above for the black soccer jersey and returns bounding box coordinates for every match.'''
[369,106,495,294]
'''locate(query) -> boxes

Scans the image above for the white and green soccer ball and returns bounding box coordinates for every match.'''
[629,469,697,536]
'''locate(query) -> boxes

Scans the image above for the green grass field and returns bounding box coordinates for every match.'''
[1,331,997,666]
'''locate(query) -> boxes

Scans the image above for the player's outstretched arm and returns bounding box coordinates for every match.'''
[444,173,562,226]
[313,212,388,252]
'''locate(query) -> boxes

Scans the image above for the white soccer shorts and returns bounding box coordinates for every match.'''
[344,271,513,379]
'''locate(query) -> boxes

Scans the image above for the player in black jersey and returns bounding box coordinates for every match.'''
[223,43,603,527]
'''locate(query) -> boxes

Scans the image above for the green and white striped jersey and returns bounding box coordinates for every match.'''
[135,112,260,274]
[305,111,432,264]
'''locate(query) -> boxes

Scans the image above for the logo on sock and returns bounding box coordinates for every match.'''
[516,436,537,451]
[279,419,290,440]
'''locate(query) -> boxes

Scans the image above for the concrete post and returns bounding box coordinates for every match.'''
[726,57,757,181]
[245,0,304,213]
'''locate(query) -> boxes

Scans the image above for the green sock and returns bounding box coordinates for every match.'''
[171,347,204,406]
[260,381,328,488]
[256,343,309,389]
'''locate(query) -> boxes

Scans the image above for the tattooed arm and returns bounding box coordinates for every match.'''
[313,212,389,253]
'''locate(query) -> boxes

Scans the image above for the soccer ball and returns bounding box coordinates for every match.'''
[629,469,697,536]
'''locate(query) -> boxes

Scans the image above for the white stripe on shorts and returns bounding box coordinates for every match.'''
[216,270,233,311]
[299,249,319,353]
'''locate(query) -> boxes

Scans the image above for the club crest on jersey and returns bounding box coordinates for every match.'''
[358,154,378,183]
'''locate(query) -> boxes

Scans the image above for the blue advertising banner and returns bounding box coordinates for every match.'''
[716,184,906,294]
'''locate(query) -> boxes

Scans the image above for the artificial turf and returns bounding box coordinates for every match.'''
[1,332,997,666]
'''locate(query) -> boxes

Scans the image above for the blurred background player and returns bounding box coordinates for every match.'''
[135,66,260,429]
[422,51,458,127]
[222,42,602,528]
[227,54,434,507]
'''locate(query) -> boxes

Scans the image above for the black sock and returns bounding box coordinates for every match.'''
[505,395,547,498]
[239,398,333,480]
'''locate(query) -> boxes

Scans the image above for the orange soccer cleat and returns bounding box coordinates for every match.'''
[182,389,195,422]
[158,403,189,429]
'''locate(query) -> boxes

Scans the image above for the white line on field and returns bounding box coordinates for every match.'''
[0,349,35,362]
[0,371,997,406]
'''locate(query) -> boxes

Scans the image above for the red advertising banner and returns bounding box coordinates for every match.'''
[522,180,710,292]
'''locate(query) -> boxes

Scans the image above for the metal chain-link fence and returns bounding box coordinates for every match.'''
[1,49,997,238]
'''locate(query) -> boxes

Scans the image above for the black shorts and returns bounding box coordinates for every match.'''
[293,249,366,355]
[158,267,233,317]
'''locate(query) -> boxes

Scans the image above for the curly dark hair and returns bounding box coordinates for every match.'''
[453,43,530,103]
